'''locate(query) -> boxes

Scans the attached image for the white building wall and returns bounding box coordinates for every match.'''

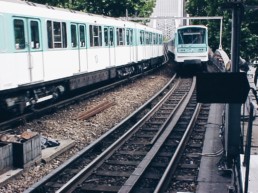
[149,0,185,40]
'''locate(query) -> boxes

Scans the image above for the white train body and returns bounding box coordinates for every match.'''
[0,0,163,113]
[167,25,208,70]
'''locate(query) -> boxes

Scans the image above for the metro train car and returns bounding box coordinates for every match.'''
[0,0,164,114]
[167,25,209,72]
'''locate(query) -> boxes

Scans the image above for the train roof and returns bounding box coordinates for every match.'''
[0,0,162,33]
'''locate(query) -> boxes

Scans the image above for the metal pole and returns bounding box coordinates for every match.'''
[225,2,244,167]
[219,18,223,49]
[242,102,253,193]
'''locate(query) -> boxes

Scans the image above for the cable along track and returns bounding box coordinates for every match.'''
[25,75,196,193]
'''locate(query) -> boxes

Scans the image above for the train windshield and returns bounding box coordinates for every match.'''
[178,28,206,44]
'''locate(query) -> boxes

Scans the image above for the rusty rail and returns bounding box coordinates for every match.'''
[76,101,116,120]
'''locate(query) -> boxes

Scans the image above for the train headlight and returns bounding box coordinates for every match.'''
[178,48,186,52]
[198,48,206,52]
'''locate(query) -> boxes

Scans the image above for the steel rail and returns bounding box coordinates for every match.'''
[154,102,202,193]
[55,77,182,193]
[118,77,196,193]
[24,73,177,193]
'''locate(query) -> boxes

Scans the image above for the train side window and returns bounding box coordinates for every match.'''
[71,24,77,48]
[154,34,158,45]
[145,32,149,45]
[79,25,86,47]
[110,28,114,46]
[90,25,102,47]
[47,21,53,48]
[126,29,133,46]
[116,28,125,46]
[104,27,108,46]
[140,30,144,45]
[47,20,67,49]
[104,27,114,46]
[126,29,129,45]
[62,23,67,48]
[150,33,153,45]
[0,16,3,50]
[30,20,40,49]
[14,19,26,49]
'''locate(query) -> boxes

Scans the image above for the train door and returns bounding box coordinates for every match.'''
[13,17,44,83]
[71,23,87,72]
[126,28,134,63]
[104,26,115,67]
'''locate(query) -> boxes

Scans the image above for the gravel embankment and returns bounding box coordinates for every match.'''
[0,67,172,193]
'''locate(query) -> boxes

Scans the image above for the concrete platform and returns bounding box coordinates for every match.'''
[240,154,258,193]
[0,139,75,186]
[240,67,258,193]
[197,104,232,193]
[41,139,75,163]
[0,168,23,186]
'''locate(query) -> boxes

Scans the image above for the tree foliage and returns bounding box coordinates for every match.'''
[29,0,155,18]
[186,0,258,61]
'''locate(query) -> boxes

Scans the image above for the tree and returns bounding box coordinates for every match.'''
[29,0,155,18]
[186,0,258,61]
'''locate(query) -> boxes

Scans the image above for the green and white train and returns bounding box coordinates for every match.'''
[0,0,164,113]
[168,25,209,72]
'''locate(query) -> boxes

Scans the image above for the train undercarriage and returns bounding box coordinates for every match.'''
[0,57,163,115]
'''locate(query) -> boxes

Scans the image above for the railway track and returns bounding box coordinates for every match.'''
[24,74,206,193]
[163,104,210,192]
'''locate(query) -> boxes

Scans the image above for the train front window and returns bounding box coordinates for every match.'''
[178,28,206,44]
[14,19,26,49]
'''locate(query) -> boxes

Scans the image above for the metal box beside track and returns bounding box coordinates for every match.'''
[12,134,41,168]
[0,142,13,174]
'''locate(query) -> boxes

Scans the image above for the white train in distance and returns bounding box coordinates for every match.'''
[167,25,209,72]
[0,0,164,114]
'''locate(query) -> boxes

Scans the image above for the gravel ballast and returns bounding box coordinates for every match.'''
[0,67,172,193]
